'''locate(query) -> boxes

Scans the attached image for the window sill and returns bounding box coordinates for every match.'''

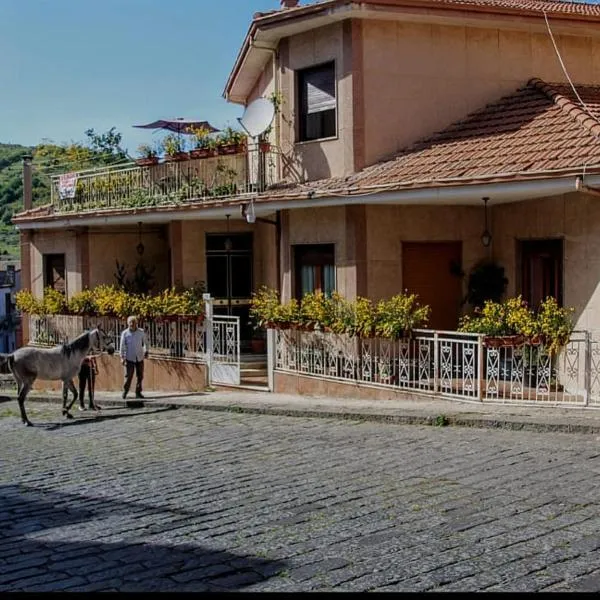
[294,135,339,147]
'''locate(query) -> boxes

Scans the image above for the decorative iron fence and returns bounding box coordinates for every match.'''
[50,145,280,214]
[29,315,207,363]
[274,328,600,407]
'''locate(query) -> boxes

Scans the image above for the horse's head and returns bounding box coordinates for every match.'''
[91,325,115,355]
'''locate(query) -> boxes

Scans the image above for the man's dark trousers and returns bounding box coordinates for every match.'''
[124,360,144,396]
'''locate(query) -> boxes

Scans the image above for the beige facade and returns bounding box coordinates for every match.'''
[18,2,600,348]
[494,191,600,334]
[361,20,600,166]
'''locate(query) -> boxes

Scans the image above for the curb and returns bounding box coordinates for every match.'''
[20,394,600,435]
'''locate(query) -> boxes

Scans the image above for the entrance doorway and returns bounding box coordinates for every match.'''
[206,232,253,347]
[402,242,463,331]
[519,239,563,309]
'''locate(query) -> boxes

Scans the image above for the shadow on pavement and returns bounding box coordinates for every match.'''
[0,483,287,592]
[39,406,181,431]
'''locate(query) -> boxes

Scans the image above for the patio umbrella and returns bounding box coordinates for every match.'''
[133,118,219,135]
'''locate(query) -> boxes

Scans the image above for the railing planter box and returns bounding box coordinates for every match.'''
[189,148,217,159]
[218,143,245,156]
[135,157,159,167]
[164,152,189,162]
[483,334,527,348]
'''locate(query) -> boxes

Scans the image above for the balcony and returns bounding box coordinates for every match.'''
[50,144,280,215]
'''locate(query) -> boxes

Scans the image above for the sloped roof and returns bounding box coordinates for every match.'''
[13,77,600,225]
[258,77,600,201]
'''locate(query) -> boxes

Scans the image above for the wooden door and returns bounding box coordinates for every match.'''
[520,239,563,309]
[402,242,463,331]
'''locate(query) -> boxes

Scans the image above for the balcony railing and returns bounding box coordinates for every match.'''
[50,144,280,214]
[274,328,600,407]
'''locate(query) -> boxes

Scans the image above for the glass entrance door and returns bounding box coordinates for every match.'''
[206,233,253,346]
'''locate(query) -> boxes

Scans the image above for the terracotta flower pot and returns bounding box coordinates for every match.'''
[135,157,159,167]
[189,148,217,159]
[164,152,189,162]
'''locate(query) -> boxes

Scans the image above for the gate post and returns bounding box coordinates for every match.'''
[203,293,214,388]
[267,328,275,391]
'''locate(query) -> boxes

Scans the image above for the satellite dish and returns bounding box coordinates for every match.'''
[238,97,275,138]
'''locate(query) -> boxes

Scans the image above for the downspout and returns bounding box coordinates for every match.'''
[576,175,600,197]
[249,41,282,295]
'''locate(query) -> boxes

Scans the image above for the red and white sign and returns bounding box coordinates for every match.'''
[58,172,78,200]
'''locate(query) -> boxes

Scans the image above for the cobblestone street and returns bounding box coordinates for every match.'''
[2,402,600,592]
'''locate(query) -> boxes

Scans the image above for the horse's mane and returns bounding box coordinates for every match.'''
[61,329,93,358]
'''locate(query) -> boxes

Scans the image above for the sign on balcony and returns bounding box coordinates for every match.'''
[58,172,78,200]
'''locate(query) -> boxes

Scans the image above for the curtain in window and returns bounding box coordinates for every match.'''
[301,265,315,296]
[323,264,335,296]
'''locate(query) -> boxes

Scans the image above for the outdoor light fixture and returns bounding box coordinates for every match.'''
[136,222,145,255]
[481,197,492,247]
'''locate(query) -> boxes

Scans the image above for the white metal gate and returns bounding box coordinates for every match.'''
[209,314,241,386]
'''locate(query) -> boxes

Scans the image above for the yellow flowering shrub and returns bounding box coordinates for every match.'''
[17,284,204,320]
[15,289,44,315]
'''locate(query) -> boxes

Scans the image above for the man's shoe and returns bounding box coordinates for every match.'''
[135,392,144,399]
[122,391,127,399]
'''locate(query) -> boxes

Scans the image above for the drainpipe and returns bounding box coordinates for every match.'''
[576,175,600,197]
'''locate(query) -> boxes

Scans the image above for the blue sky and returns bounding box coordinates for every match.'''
[0,0,279,153]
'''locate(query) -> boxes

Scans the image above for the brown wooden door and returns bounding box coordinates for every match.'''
[520,239,563,309]
[402,242,463,331]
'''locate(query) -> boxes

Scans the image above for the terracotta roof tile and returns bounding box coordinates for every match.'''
[259,77,600,202]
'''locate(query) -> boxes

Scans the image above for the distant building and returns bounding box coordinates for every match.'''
[0,262,21,352]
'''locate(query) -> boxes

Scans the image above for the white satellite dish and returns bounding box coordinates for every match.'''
[238,97,275,137]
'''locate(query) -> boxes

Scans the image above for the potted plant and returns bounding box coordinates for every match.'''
[250,327,267,354]
[216,127,247,155]
[188,126,217,159]
[458,296,534,348]
[135,143,159,166]
[161,133,188,162]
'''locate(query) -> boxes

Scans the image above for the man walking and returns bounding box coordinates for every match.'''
[120,315,148,399]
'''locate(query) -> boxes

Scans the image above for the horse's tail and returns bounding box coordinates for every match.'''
[0,352,13,373]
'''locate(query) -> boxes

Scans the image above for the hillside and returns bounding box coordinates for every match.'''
[0,128,129,258]
[0,143,40,257]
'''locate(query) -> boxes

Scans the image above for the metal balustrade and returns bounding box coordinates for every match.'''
[29,315,207,363]
[50,145,280,214]
[274,328,600,407]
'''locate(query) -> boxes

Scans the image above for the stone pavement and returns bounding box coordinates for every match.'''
[3,399,600,591]
[21,385,600,434]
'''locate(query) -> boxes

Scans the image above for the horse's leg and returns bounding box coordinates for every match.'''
[63,379,78,418]
[17,381,33,426]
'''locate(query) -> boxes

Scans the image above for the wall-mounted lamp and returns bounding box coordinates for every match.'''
[481,197,492,247]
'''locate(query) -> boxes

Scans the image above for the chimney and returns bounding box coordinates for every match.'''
[280,0,299,8]
[22,155,32,211]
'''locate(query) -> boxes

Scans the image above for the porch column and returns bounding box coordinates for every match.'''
[76,227,90,290]
[19,230,33,344]
[345,205,367,298]
[280,210,291,302]
[169,221,184,288]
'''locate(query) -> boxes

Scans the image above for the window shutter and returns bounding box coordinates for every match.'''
[305,66,335,114]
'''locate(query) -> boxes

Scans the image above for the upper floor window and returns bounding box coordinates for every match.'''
[43,253,66,294]
[297,62,336,142]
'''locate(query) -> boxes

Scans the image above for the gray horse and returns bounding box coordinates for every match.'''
[0,327,115,426]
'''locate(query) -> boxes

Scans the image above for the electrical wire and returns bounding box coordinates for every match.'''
[544,10,600,129]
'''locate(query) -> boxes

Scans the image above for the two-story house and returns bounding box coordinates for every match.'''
[11,0,600,396]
